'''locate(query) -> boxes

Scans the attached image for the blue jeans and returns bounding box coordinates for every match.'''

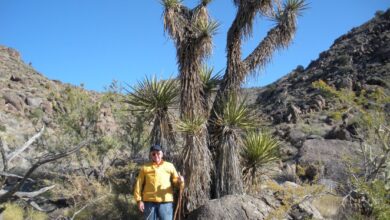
[144,202,173,220]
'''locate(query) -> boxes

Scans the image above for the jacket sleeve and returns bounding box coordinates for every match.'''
[133,167,144,202]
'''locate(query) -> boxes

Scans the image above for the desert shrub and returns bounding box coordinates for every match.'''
[29,108,44,125]
[295,65,305,72]
[296,164,320,183]
[265,181,324,220]
[1,203,49,220]
[106,163,138,195]
[355,180,390,220]
[25,208,48,220]
[337,65,353,75]
[2,203,24,220]
[56,85,101,143]
[375,10,384,17]
[328,110,343,121]
[298,122,326,136]
[335,55,351,66]
[68,195,142,220]
[0,124,6,132]
[312,194,342,218]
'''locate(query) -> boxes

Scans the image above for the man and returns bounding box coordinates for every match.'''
[134,144,184,220]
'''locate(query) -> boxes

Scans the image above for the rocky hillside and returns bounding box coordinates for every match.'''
[0,46,58,142]
[256,9,389,124]
[254,8,390,188]
[0,46,118,148]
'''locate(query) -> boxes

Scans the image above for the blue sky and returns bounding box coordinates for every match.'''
[1,0,388,92]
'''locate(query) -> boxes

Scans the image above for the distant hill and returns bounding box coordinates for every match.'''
[0,45,118,153]
[255,9,389,124]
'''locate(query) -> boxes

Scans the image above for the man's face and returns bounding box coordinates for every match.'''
[151,150,163,164]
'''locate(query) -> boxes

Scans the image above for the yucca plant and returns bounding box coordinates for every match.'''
[242,131,280,186]
[199,65,222,114]
[214,94,257,197]
[124,76,178,155]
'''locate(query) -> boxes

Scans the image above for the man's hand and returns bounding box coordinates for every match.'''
[137,201,144,212]
[178,172,185,188]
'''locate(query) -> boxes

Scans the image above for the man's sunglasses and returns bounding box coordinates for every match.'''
[151,152,160,157]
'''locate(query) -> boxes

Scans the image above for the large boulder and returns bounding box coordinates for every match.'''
[187,192,324,220]
[3,92,24,112]
[297,139,360,187]
[186,195,274,220]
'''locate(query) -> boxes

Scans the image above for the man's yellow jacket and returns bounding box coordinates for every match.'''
[133,161,182,202]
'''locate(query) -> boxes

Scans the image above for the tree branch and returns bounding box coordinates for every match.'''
[27,200,56,212]
[6,126,45,163]
[0,185,55,198]
[0,139,92,204]
[70,195,108,220]
[0,171,35,182]
[0,139,7,172]
[243,19,295,74]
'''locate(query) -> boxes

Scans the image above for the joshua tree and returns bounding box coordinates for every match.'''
[161,0,218,212]
[160,0,305,206]
[209,0,306,197]
[124,76,179,156]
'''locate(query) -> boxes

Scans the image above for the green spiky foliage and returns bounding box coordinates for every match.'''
[199,65,222,115]
[214,94,256,197]
[176,115,206,136]
[242,131,280,185]
[162,0,217,212]
[208,0,306,197]
[125,76,179,155]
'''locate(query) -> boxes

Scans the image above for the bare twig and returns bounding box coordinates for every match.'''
[27,199,56,212]
[0,171,35,182]
[70,194,108,220]
[0,138,7,172]
[6,126,45,162]
[70,183,111,220]
[0,185,55,198]
[0,139,92,204]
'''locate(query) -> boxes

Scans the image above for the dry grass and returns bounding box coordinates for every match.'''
[264,180,324,220]
[2,203,24,220]
[312,194,342,218]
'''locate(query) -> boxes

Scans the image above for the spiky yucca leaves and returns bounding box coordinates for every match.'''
[200,65,222,114]
[176,116,212,211]
[217,95,257,130]
[242,131,280,186]
[214,94,256,197]
[124,76,178,155]
[177,115,206,136]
